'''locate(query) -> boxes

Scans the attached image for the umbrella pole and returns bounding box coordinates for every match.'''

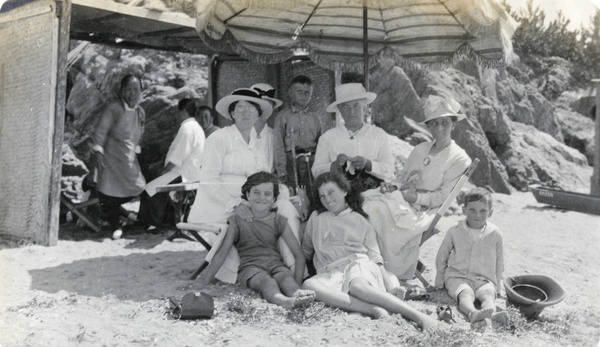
[363,3,369,91]
[592,79,600,196]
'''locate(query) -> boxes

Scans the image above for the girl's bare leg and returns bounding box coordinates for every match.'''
[458,289,493,323]
[348,277,439,331]
[303,278,389,318]
[478,289,509,325]
[274,272,315,307]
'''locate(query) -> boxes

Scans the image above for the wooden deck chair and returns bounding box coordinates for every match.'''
[61,193,101,232]
[61,188,136,232]
[155,182,205,243]
[414,158,480,288]
[154,182,229,280]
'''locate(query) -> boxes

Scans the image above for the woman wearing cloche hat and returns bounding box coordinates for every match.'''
[372,94,472,283]
[186,87,302,284]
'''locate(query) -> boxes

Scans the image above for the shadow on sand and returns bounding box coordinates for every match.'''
[29,250,216,302]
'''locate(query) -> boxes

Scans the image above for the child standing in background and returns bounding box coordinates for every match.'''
[435,187,509,324]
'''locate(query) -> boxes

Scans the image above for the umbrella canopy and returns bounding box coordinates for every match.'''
[196,0,517,73]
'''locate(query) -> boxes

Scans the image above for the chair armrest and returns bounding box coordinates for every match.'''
[156,182,201,193]
[176,222,222,234]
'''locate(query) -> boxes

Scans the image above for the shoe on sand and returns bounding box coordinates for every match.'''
[112,229,123,240]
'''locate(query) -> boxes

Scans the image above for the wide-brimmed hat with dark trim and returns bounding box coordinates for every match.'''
[326,83,377,113]
[421,95,466,123]
[251,83,283,109]
[215,88,273,120]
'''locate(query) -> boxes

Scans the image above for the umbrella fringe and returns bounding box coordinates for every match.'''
[197,28,508,73]
[198,31,507,72]
[199,28,297,64]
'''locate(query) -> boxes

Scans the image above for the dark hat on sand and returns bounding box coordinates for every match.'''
[504,275,565,319]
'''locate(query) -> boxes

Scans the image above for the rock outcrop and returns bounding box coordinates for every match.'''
[496,122,591,192]
[556,108,595,165]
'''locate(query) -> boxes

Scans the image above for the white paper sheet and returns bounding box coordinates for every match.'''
[144,171,180,197]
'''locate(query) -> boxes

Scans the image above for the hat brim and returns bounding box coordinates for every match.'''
[263,96,283,109]
[326,92,377,113]
[420,113,466,124]
[215,94,273,120]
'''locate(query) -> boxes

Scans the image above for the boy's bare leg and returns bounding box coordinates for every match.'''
[248,272,298,308]
[274,272,315,307]
[457,289,493,323]
[303,278,390,319]
[348,277,439,331]
[478,289,509,325]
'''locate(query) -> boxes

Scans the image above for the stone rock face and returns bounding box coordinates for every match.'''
[60,144,87,202]
[496,65,563,141]
[370,60,424,139]
[555,108,595,165]
[496,122,591,192]
[536,57,574,101]
[572,95,597,119]
[61,144,88,177]
[451,119,513,194]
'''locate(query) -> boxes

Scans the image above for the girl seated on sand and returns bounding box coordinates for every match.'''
[200,172,315,308]
[302,172,439,331]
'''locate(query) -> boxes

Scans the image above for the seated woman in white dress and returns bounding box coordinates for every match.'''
[187,88,301,283]
[363,95,472,281]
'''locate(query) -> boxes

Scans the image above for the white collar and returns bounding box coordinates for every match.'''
[122,98,138,111]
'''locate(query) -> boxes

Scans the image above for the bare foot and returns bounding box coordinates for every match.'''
[291,290,316,308]
[491,311,510,325]
[469,308,493,323]
[371,307,390,319]
[293,289,316,298]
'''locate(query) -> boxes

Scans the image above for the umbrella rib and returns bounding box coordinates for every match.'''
[223,8,246,25]
[378,6,387,39]
[295,0,323,38]
[435,0,468,34]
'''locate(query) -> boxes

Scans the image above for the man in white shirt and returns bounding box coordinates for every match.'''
[312,83,395,188]
[137,98,206,229]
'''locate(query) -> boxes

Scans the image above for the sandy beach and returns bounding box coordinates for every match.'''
[1,191,599,346]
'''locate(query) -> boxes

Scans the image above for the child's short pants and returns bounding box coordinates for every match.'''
[238,264,292,287]
[311,258,386,293]
[445,277,496,301]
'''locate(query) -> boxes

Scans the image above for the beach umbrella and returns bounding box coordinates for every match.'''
[196,0,517,89]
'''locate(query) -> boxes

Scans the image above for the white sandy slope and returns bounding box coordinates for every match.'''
[0,192,599,346]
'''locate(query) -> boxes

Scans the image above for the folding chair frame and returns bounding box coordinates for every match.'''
[155,182,222,279]
[414,158,480,288]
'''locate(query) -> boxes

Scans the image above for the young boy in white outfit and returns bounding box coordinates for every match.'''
[434,187,509,324]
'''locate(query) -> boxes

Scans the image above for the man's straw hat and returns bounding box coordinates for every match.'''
[326,83,377,113]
